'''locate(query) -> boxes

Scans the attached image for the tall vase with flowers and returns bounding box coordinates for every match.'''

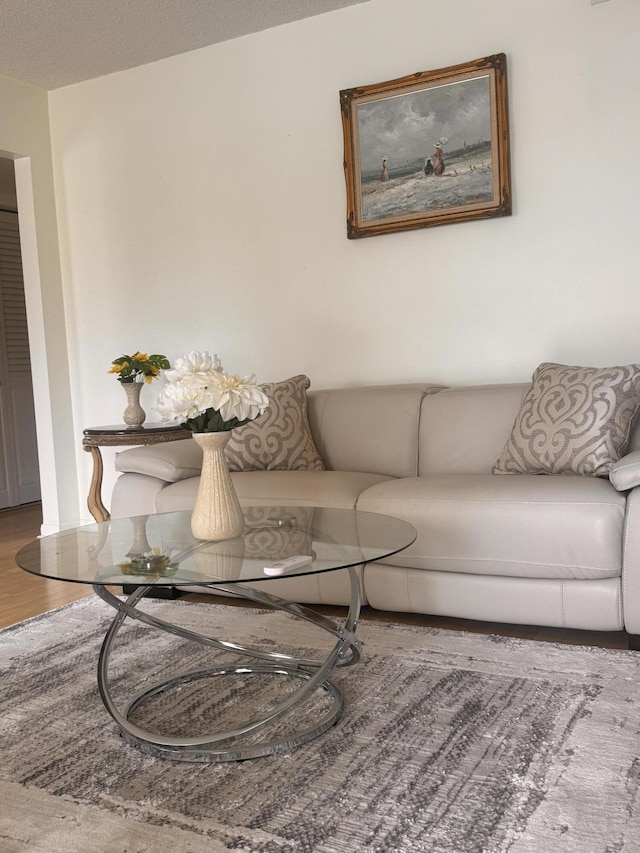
[108,351,171,427]
[156,351,269,540]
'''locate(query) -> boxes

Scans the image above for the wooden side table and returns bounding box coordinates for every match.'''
[82,423,188,522]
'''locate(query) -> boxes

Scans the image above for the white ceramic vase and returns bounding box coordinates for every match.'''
[190,431,245,541]
[122,381,146,428]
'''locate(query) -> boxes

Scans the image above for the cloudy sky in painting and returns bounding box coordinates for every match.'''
[357,75,491,173]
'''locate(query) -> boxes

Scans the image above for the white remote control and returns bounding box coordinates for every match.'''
[264,555,313,576]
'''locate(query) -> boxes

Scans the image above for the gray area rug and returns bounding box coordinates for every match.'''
[1,597,640,852]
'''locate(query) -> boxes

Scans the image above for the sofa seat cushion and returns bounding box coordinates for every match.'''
[357,474,626,580]
[154,470,395,514]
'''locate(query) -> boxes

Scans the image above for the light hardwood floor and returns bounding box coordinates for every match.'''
[0,503,91,629]
[0,503,630,649]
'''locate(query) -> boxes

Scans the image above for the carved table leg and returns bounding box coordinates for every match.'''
[84,445,109,522]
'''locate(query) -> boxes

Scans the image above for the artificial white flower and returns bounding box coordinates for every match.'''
[208,372,269,423]
[156,351,269,432]
[164,350,223,384]
[155,381,214,424]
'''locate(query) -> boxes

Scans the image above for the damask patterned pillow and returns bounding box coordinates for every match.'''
[492,362,640,477]
[225,374,325,472]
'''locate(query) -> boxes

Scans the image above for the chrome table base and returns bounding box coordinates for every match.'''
[92,568,362,762]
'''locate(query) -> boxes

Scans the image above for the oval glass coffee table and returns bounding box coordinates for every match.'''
[16,506,416,763]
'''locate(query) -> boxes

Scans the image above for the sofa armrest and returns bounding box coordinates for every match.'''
[622,486,640,635]
[114,438,202,483]
[610,450,640,491]
[111,472,169,519]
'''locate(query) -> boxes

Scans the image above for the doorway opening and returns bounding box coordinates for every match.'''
[0,157,41,509]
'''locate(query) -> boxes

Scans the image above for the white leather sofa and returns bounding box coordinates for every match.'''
[110,380,640,645]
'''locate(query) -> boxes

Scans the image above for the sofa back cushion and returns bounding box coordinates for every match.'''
[418,383,529,475]
[308,384,444,479]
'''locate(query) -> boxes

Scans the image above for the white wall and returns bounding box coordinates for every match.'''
[48,0,640,520]
[0,74,77,532]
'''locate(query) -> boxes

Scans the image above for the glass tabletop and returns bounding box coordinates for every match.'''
[16,506,416,587]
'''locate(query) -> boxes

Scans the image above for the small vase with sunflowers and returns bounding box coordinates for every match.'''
[108,351,171,428]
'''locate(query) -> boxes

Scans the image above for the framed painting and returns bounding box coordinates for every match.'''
[340,54,511,239]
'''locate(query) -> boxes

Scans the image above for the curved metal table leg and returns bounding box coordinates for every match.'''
[92,566,362,762]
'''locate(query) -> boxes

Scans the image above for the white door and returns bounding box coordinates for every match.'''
[0,209,40,508]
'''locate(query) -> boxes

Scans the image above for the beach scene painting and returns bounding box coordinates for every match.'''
[340,55,512,238]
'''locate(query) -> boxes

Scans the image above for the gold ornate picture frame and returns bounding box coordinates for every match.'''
[340,54,512,239]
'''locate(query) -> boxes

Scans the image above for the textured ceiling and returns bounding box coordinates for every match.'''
[0,0,369,90]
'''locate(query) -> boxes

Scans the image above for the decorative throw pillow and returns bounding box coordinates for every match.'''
[225,374,325,472]
[492,362,640,477]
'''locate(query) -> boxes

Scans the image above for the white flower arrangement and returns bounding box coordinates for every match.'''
[156,351,269,433]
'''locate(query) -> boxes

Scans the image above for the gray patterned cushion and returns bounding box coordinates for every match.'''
[492,362,640,477]
[225,375,325,472]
